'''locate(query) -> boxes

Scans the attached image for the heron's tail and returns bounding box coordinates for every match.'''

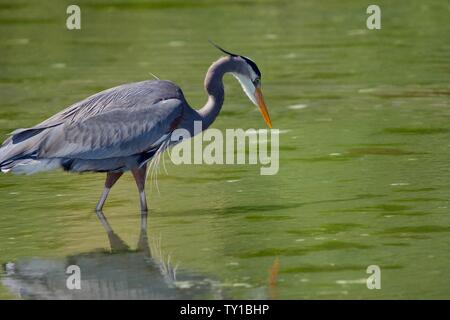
[0,127,60,174]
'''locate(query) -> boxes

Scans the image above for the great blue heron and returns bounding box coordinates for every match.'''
[0,43,272,212]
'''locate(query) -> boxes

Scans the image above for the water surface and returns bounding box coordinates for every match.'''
[0,0,449,299]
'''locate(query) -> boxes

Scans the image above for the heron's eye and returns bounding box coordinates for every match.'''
[253,78,260,87]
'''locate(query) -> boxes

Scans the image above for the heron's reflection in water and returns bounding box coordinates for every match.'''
[2,212,222,299]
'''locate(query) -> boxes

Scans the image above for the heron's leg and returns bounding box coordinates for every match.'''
[131,164,148,212]
[95,172,123,212]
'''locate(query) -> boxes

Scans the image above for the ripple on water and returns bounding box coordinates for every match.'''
[235,241,372,258]
[287,104,308,110]
[295,146,419,163]
[336,279,366,285]
[378,225,450,234]
[168,41,185,47]
[285,264,402,274]
[384,127,450,135]
[346,147,417,156]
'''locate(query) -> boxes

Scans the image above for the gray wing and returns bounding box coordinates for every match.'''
[8,80,185,160]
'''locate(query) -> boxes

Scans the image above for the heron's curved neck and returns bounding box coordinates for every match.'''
[198,56,234,129]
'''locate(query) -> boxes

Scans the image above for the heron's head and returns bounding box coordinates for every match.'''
[210,41,272,129]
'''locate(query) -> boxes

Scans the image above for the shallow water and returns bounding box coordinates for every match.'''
[0,0,449,299]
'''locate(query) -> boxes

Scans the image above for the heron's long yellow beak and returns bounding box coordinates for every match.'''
[255,87,272,129]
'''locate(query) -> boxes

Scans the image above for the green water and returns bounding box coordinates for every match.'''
[0,0,449,299]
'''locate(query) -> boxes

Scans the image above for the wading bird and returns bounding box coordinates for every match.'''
[0,43,272,212]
